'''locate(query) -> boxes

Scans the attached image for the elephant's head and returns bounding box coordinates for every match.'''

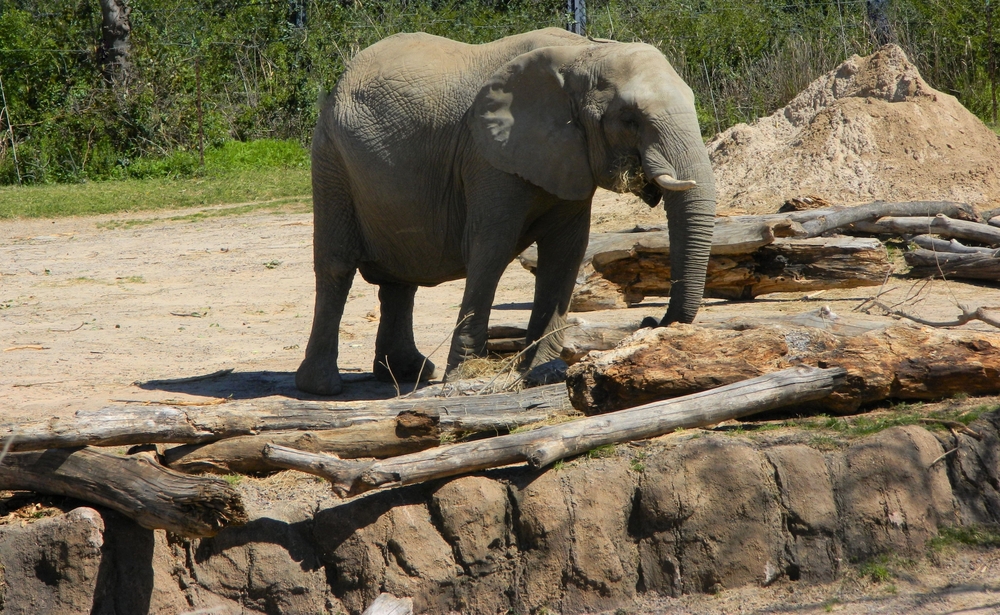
[470,41,716,325]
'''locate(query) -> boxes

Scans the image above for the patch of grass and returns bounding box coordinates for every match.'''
[789,399,997,442]
[96,197,309,229]
[586,444,617,459]
[223,474,242,486]
[117,276,145,284]
[0,165,310,220]
[929,525,1000,551]
[809,434,841,450]
[859,560,893,583]
[68,276,104,285]
[856,554,916,585]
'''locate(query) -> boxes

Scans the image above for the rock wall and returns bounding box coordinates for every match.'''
[3,413,1000,615]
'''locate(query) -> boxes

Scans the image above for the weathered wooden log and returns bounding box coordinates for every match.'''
[0,447,246,537]
[910,235,1000,254]
[362,594,414,615]
[851,215,1000,247]
[566,322,1000,415]
[263,366,845,497]
[162,412,440,474]
[0,384,571,453]
[572,236,890,307]
[904,249,1000,280]
[796,201,980,236]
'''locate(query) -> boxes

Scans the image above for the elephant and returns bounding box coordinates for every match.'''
[296,27,716,395]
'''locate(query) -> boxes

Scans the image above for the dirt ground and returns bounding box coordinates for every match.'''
[3,188,1000,613]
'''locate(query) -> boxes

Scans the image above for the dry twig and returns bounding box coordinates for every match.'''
[917,418,983,440]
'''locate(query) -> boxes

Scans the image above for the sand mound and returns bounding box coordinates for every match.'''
[708,44,1000,215]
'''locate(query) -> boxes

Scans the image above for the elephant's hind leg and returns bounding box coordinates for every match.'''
[296,135,360,395]
[373,282,436,385]
[297,262,355,395]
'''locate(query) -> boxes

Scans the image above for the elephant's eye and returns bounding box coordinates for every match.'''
[618,112,640,132]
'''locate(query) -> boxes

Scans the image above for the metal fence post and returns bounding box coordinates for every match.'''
[568,0,586,36]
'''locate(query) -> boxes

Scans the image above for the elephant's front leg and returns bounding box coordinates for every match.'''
[445,242,515,377]
[522,202,591,369]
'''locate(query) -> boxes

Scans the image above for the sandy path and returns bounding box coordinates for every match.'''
[2,191,997,424]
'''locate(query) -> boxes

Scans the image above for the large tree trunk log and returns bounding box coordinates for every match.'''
[263,366,845,497]
[904,249,1000,280]
[566,322,1000,415]
[573,236,889,307]
[0,447,246,537]
[0,384,571,453]
[162,413,440,474]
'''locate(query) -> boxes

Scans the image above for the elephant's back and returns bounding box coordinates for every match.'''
[331,29,586,130]
[334,33,481,131]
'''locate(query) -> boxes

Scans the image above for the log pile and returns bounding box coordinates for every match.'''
[518,200,1000,311]
[0,385,576,534]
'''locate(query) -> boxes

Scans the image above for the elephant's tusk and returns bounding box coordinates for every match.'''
[654,174,697,191]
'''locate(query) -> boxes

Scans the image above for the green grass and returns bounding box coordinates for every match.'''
[0,140,311,219]
[586,444,617,459]
[929,525,1000,551]
[787,401,997,440]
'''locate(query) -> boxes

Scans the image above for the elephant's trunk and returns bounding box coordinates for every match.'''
[641,111,717,325]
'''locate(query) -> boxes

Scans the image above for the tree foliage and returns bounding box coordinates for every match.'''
[0,0,996,185]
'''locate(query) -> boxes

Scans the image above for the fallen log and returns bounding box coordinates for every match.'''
[263,366,845,497]
[162,412,441,474]
[910,235,1000,254]
[566,322,1000,415]
[0,384,572,453]
[904,249,1000,281]
[796,201,980,236]
[850,215,1000,247]
[0,447,246,537]
[572,236,890,307]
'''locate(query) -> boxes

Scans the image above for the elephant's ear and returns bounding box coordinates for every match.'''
[470,46,595,202]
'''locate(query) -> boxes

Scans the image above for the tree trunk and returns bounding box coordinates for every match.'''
[0,384,572,453]
[566,322,1000,415]
[575,236,889,307]
[0,447,246,537]
[851,215,1000,247]
[99,0,133,85]
[162,413,440,474]
[905,249,1000,280]
[264,366,845,497]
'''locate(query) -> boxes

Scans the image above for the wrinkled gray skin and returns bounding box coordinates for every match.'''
[296,28,716,395]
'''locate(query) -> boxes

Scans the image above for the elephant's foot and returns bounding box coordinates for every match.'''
[373,351,437,384]
[296,355,343,395]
